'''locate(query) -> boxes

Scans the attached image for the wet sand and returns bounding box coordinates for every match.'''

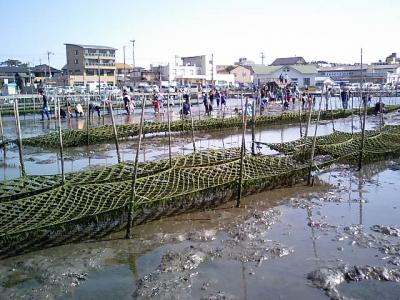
[0,159,400,299]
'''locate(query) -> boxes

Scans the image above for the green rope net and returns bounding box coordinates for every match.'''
[21,105,400,148]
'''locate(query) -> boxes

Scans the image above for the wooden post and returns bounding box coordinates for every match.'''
[298,94,303,138]
[167,93,172,167]
[109,101,121,164]
[33,96,36,122]
[251,100,255,155]
[307,96,323,185]
[86,95,90,146]
[57,98,65,184]
[189,94,196,152]
[13,99,26,177]
[304,96,314,138]
[379,92,383,130]
[126,97,146,239]
[0,111,4,144]
[236,97,249,208]
[358,48,367,171]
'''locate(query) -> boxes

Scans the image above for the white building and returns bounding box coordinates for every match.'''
[252,64,317,87]
[156,55,230,86]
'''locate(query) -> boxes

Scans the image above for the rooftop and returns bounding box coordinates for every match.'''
[65,43,117,51]
[251,64,317,74]
[271,57,306,66]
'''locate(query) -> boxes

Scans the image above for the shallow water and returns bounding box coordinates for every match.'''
[0,159,399,299]
[2,100,400,181]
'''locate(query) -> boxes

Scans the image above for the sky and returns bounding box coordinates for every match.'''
[1,0,399,69]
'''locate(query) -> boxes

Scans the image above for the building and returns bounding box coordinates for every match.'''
[0,66,30,86]
[115,63,133,85]
[156,55,216,86]
[234,57,255,66]
[386,53,400,64]
[270,57,306,66]
[32,64,62,85]
[318,64,400,84]
[225,65,253,84]
[64,43,117,86]
[252,64,317,87]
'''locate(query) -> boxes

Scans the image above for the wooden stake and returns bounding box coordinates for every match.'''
[298,95,303,138]
[358,48,367,171]
[86,96,90,146]
[251,100,255,155]
[0,111,4,144]
[304,95,314,138]
[236,97,249,208]
[189,94,196,152]
[307,96,323,185]
[126,97,146,239]
[13,99,26,177]
[109,101,121,164]
[57,97,65,184]
[167,93,172,167]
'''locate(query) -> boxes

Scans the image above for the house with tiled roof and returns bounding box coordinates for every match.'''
[270,57,306,66]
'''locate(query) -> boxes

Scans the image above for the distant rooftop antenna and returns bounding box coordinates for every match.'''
[260,52,265,65]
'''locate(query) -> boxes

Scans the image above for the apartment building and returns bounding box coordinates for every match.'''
[64,44,117,86]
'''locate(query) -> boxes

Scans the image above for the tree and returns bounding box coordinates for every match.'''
[1,59,23,67]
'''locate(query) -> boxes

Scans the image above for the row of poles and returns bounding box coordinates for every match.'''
[0,79,381,239]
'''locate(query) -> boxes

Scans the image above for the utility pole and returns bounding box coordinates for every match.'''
[260,52,265,65]
[28,62,32,85]
[211,53,214,88]
[46,51,54,78]
[123,45,126,88]
[130,39,135,86]
[130,39,135,68]
[98,54,101,97]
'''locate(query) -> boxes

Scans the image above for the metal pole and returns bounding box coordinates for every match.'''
[167,93,172,167]
[57,98,65,184]
[13,99,26,177]
[236,97,249,208]
[126,97,146,239]
[98,54,101,97]
[123,45,126,88]
[130,39,135,68]
[109,102,121,163]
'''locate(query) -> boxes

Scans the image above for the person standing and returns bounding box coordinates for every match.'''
[39,89,50,120]
[123,90,131,115]
[340,88,349,109]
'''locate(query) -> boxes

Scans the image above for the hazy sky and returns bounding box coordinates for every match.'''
[1,0,399,69]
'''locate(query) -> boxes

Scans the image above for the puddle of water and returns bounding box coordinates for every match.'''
[338,280,400,300]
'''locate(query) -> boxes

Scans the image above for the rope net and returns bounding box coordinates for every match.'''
[22,105,400,148]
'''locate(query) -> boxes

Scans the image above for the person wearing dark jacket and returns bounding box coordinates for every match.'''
[39,89,50,120]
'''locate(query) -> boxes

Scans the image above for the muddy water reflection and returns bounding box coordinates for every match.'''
[1,159,400,299]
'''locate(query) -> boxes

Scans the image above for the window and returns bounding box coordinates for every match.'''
[74,59,78,64]
[74,50,78,55]
[242,72,246,77]
[303,78,310,86]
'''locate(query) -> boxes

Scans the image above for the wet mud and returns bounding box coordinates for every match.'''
[0,158,399,299]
